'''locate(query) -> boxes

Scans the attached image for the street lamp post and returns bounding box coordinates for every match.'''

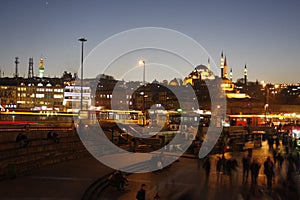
[139,60,145,126]
[78,38,87,111]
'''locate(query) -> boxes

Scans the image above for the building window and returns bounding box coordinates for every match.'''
[54,94,63,99]
[36,94,44,98]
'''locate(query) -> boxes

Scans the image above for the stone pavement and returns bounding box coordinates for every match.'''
[99,141,300,200]
[0,141,299,200]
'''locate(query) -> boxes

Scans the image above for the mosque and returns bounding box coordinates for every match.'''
[183,52,250,99]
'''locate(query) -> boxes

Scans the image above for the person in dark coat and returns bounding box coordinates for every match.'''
[136,184,146,200]
[277,153,284,168]
[275,137,280,148]
[264,156,275,189]
[250,159,261,185]
[216,156,222,181]
[202,156,211,182]
[242,155,251,183]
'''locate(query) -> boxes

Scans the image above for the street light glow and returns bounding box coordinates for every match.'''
[139,60,145,65]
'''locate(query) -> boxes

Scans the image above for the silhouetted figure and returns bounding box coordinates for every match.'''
[268,136,274,149]
[277,153,284,168]
[131,138,137,152]
[250,159,261,185]
[47,131,59,143]
[273,149,277,165]
[221,154,227,173]
[275,137,280,148]
[202,156,211,182]
[285,146,290,155]
[226,158,238,180]
[16,134,29,148]
[109,171,128,190]
[296,153,300,172]
[282,133,288,146]
[278,123,282,131]
[216,156,222,181]
[242,155,251,183]
[264,156,275,189]
[136,184,146,200]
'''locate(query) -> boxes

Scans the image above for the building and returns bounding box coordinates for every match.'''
[183,64,215,86]
[63,85,91,112]
[0,77,64,111]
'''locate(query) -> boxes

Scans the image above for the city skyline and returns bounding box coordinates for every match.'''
[0,1,299,84]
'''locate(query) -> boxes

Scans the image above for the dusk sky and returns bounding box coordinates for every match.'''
[0,0,299,83]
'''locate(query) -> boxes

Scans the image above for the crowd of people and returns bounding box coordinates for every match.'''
[201,137,300,194]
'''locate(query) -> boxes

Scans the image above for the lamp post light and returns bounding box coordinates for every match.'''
[139,60,145,126]
[78,38,87,111]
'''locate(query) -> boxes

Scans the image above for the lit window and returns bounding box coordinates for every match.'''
[54,94,63,99]
[36,94,44,98]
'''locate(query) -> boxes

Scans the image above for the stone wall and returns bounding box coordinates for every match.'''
[0,127,89,179]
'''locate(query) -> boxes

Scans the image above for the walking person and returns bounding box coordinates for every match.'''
[216,156,222,182]
[136,184,146,200]
[242,154,251,183]
[229,158,238,180]
[202,156,211,182]
[275,136,280,149]
[264,156,275,189]
[277,152,284,168]
[250,159,261,185]
[273,149,278,165]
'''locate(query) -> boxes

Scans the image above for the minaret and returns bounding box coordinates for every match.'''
[224,56,228,79]
[28,58,34,78]
[229,68,233,82]
[220,52,224,78]
[14,57,19,78]
[39,57,44,78]
[207,58,210,70]
[244,64,247,85]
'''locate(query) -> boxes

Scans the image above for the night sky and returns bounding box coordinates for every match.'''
[0,0,299,83]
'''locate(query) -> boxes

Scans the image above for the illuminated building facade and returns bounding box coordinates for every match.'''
[63,85,91,112]
[0,78,64,111]
[17,82,64,110]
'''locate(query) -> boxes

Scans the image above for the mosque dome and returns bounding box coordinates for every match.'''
[183,64,215,85]
[169,78,179,86]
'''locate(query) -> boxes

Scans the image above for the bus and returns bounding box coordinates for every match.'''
[228,114,299,127]
[0,111,76,122]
